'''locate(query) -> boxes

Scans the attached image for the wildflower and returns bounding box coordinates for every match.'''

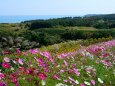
[73,68,80,76]
[60,70,64,73]
[22,52,27,56]
[34,57,45,66]
[11,78,18,84]
[64,60,68,66]
[12,60,17,64]
[29,49,39,54]
[63,80,68,83]
[98,78,103,83]
[103,53,108,57]
[3,50,9,55]
[38,72,47,80]
[2,62,10,68]
[16,48,21,53]
[18,58,24,65]
[80,83,85,86]
[27,68,34,75]
[84,81,91,85]
[41,80,46,86]
[58,55,62,59]
[68,70,73,74]
[4,57,10,62]
[40,52,54,63]
[53,74,61,80]
[68,76,75,83]
[0,73,5,80]
[11,67,14,71]
[0,81,6,86]
[44,67,49,72]
[75,80,79,84]
[56,83,67,86]
[19,67,25,71]
[91,80,95,85]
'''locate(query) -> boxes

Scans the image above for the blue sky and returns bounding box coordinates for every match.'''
[0,0,115,15]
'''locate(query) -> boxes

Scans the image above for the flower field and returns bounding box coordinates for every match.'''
[0,40,115,86]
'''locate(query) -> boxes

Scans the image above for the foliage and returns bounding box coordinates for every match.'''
[0,36,39,50]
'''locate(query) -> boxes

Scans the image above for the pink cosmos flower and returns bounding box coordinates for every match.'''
[53,74,61,80]
[27,68,34,75]
[4,57,10,62]
[80,83,85,86]
[3,50,9,55]
[0,81,6,86]
[19,67,25,71]
[18,58,24,65]
[43,67,49,72]
[103,53,108,57]
[2,62,10,68]
[68,70,73,74]
[0,73,5,80]
[16,48,21,53]
[91,80,95,85]
[29,49,39,54]
[11,78,18,84]
[63,80,68,82]
[68,76,75,82]
[73,68,80,76]
[40,52,54,63]
[34,57,45,66]
[38,72,47,80]
[64,60,68,66]
[22,52,27,56]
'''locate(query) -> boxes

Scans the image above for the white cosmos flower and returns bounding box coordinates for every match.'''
[75,80,79,84]
[57,65,60,67]
[41,80,46,86]
[11,67,14,71]
[84,81,91,85]
[98,78,103,83]
[56,83,67,86]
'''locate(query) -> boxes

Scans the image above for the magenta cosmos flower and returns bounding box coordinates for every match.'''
[2,62,10,68]
[38,72,47,80]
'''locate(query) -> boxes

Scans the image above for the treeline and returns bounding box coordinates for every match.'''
[20,29,115,46]
[23,14,115,29]
[0,26,115,49]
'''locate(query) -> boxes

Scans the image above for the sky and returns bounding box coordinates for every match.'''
[0,0,115,15]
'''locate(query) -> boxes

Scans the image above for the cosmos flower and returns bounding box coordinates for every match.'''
[41,80,46,86]
[80,83,85,86]
[29,49,39,54]
[91,80,95,85]
[18,58,24,65]
[73,68,80,76]
[84,81,91,85]
[4,57,10,62]
[56,83,67,86]
[75,79,79,84]
[0,73,5,80]
[98,78,103,83]
[38,72,47,80]
[53,74,61,80]
[2,62,10,69]
[0,81,7,86]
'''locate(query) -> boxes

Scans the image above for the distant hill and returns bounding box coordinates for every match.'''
[84,14,102,17]
[85,14,115,20]
[23,13,115,29]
